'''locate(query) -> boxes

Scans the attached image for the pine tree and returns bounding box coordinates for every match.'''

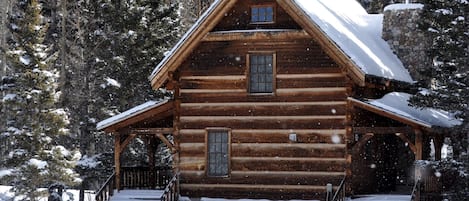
[413,0,469,199]
[2,0,79,199]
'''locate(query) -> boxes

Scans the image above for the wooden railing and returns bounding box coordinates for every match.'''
[95,166,172,201]
[121,166,172,189]
[331,176,346,201]
[95,172,115,201]
[160,173,179,201]
[410,179,421,201]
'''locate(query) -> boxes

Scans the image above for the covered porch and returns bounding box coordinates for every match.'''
[96,99,178,201]
[348,92,460,199]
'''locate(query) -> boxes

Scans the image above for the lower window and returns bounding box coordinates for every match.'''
[207,129,230,177]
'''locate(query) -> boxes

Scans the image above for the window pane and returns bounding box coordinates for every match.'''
[207,130,229,177]
[250,55,274,93]
[251,6,274,23]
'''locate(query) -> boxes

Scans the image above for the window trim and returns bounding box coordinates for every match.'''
[205,128,232,178]
[247,52,277,95]
[250,4,276,24]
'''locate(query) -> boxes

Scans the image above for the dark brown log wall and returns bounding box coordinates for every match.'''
[175,37,349,200]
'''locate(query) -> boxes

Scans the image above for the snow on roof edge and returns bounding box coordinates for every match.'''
[96,99,170,131]
[149,0,223,84]
[350,92,462,129]
[384,3,424,12]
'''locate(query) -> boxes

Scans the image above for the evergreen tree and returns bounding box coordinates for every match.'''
[2,0,79,199]
[413,0,468,199]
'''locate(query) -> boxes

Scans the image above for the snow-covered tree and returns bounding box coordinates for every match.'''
[2,0,79,199]
[412,0,468,199]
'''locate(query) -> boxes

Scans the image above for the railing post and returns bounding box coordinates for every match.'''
[326,183,333,201]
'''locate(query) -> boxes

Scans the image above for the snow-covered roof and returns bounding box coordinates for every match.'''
[293,0,414,83]
[96,99,170,131]
[350,92,461,128]
[149,0,415,87]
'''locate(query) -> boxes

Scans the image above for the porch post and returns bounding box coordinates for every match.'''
[415,129,423,160]
[433,135,444,161]
[115,134,121,191]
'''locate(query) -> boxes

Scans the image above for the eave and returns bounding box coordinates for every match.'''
[97,100,174,133]
[348,97,431,130]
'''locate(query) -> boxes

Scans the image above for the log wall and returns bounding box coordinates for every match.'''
[175,36,350,200]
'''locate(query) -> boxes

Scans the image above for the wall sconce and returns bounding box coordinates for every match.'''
[289,133,297,142]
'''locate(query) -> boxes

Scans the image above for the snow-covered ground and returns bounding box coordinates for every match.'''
[0,186,95,201]
[1,186,411,201]
[180,195,411,201]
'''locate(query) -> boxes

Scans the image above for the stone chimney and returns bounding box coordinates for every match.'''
[382,3,431,84]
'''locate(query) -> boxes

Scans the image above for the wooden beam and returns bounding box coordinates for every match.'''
[202,29,311,42]
[433,135,444,161]
[276,73,344,79]
[351,133,374,154]
[415,129,423,160]
[395,133,417,154]
[156,133,176,152]
[114,134,121,191]
[118,134,137,154]
[132,128,174,135]
[353,127,414,134]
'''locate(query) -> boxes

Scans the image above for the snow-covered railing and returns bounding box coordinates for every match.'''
[160,173,179,201]
[121,166,172,189]
[95,172,115,201]
[331,176,346,201]
[410,178,421,201]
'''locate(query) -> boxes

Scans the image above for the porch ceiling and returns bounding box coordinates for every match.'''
[97,99,174,133]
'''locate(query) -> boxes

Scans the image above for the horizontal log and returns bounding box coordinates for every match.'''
[276,73,344,79]
[180,117,346,129]
[232,143,346,158]
[180,78,246,90]
[180,129,346,144]
[181,115,346,121]
[179,142,346,158]
[231,157,346,172]
[180,92,347,103]
[202,30,311,42]
[180,170,344,186]
[277,78,347,88]
[181,101,346,107]
[180,75,245,80]
[180,89,246,94]
[180,102,346,116]
[276,87,347,94]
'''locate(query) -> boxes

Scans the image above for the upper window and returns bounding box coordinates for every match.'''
[251,5,274,23]
[249,54,275,93]
[207,129,230,177]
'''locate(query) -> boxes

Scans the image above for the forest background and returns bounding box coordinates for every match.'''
[0,0,467,200]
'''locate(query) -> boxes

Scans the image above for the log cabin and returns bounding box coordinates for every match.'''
[97,0,461,200]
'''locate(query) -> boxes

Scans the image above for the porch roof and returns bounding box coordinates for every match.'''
[96,99,173,132]
[349,92,461,129]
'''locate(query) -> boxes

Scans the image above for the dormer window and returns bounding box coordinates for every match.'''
[251,5,275,23]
